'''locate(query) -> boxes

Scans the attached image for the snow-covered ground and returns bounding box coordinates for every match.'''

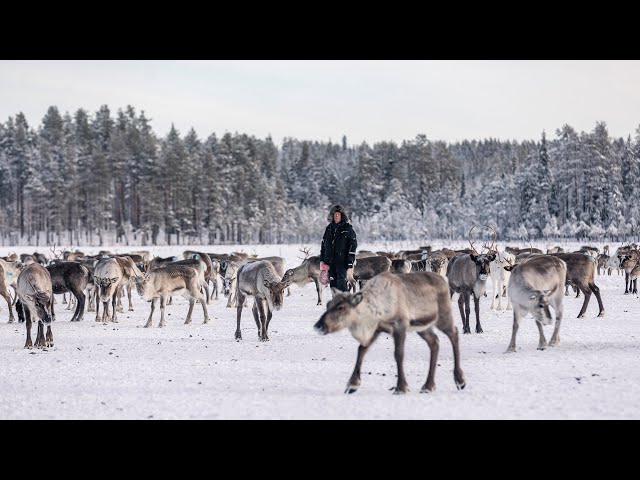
[0,242,638,419]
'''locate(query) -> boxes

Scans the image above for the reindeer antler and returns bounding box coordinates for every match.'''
[468,226,480,255]
[298,246,311,260]
[50,243,61,260]
[484,225,497,254]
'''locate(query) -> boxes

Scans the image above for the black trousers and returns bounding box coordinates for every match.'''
[329,264,348,292]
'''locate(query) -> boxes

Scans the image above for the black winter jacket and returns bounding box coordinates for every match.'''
[320,221,358,268]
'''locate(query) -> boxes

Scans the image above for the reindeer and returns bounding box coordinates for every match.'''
[222,261,242,308]
[446,226,496,333]
[355,251,378,259]
[281,253,324,306]
[170,258,210,304]
[597,254,610,276]
[489,250,516,311]
[618,247,639,294]
[0,264,16,323]
[93,257,125,323]
[546,246,565,254]
[550,252,605,318]
[504,255,567,352]
[248,256,289,296]
[346,256,392,291]
[426,251,449,277]
[133,264,209,328]
[0,258,24,322]
[234,260,290,341]
[183,251,215,303]
[15,263,54,349]
[46,261,89,322]
[314,272,465,394]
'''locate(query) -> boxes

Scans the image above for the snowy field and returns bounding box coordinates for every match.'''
[0,241,638,419]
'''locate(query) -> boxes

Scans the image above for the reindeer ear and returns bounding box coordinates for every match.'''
[330,287,341,297]
[503,266,515,272]
[488,254,496,262]
[263,280,271,288]
[470,254,478,262]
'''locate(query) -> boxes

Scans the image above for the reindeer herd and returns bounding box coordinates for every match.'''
[1,233,638,395]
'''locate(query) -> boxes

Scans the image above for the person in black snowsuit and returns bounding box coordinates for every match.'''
[320,204,358,292]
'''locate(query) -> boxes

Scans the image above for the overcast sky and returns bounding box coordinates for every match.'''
[1,60,639,145]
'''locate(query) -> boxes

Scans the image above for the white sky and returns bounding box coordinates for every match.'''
[1,60,639,145]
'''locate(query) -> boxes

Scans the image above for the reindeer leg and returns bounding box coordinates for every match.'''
[464,293,471,334]
[62,293,67,304]
[36,322,45,348]
[235,293,245,340]
[505,308,522,353]
[111,293,118,323]
[185,299,195,325]
[128,283,134,311]
[474,295,483,333]
[457,294,469,334]
[549,301,564,347]
[576,284,591,318]
[1,289,14,323]
[252,301,262,339]
[95,289,101,321]
[314,278,322,306]
[50,295,56,322]
[263,300,272,341]
[391,327,408,394]
[22,303,33,349]
[345,331,381,394]
[159,296,166,327]
[72,287,85,322]
[536,321,548,350]
[589,282,605,317]
[102,300,110,323]
[417,328,439,393]
[439,323,465,390]
[11,285,18,306]
[46,324,53,347]
[144,298,156,328]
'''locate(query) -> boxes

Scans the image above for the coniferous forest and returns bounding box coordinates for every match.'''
[1,105,639,246]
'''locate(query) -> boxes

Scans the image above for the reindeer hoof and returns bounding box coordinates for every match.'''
[456,381,466,390]
[345,386,358,394]
[476,327,483,333]
[463,328,471,334]
[598,311,605,317]
[537,345,547,350]
[421,385,435,393]
[391,387,408,395]
[577,314,585,318]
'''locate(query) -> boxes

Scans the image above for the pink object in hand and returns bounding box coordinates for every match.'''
[320,270,330,286]
[320,261,329,271]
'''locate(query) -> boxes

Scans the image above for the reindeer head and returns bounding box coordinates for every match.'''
[95,276,120,301]
[25,276,52,324]
[132,274,150,297]
[263,279,291,310]
[470,254,495,281]
[314,289,363,334]
[530,290,554,326]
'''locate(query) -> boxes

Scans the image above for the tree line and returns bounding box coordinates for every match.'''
[1,105,639,246]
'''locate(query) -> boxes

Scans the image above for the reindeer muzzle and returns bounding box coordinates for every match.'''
[479,274,488,281]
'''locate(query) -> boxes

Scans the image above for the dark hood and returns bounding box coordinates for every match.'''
[327,204,350,223]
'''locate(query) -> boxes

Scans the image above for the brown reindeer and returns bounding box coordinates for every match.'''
[314,272,465,394]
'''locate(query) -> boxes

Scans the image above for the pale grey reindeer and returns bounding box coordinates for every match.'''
[504,254,567,352]
[489,249,516,311]
[314,271,465,395]
[426,251,449,277]
[446,226,496,334]
[280,255,324,305]
[249,256,289,295]
[15,263,54,349]
[222,261,241,308]
[234,260,290,341]
[0,258,24,322]
[93,257,125,323]
[183,251,216,302]
[134,264,209,328]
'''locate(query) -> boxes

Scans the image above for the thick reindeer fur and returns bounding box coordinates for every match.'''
[134,264,209,328]
[235,260,290,341]
[314,272,465,394]
[505,255,566,352]
[16,263,54,349]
